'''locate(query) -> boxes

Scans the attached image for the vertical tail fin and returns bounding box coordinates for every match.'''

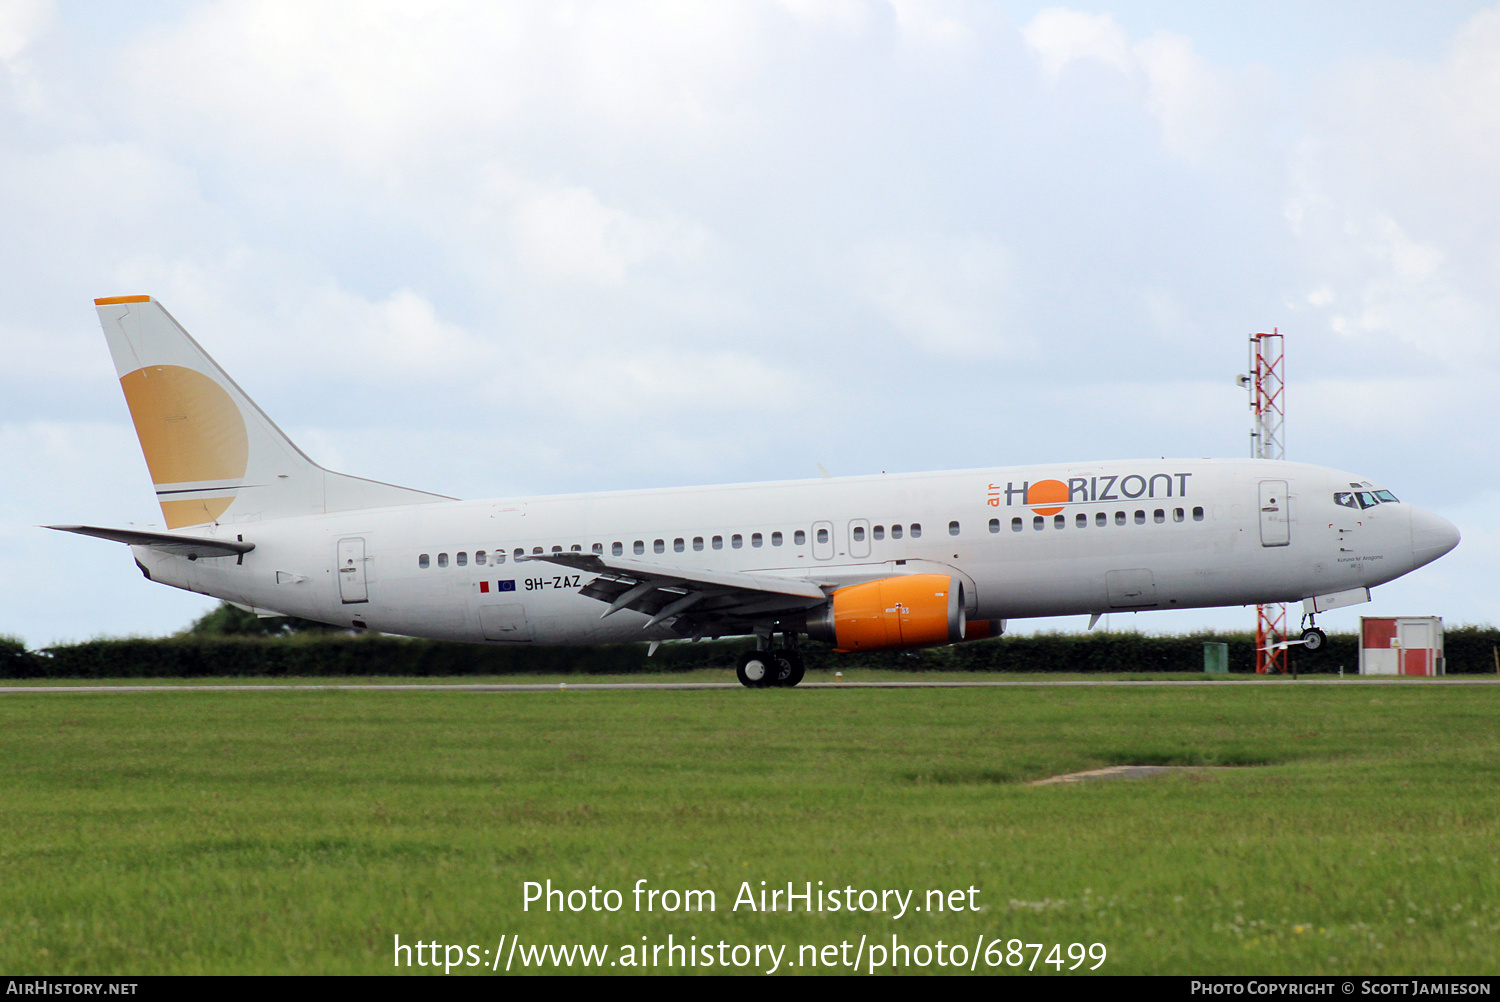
[94,296,452,528]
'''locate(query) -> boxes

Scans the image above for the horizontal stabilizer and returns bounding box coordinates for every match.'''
[46,524,254,559]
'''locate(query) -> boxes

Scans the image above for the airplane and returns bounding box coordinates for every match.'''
[51,296,1462,687]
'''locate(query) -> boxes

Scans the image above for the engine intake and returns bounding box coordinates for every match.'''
[806,574,966,652]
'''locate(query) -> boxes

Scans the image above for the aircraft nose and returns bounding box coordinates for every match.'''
[1410,507,1460,567]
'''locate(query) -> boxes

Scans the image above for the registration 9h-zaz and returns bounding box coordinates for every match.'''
[56,297,1460,685]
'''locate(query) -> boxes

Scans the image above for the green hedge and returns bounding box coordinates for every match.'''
[5,626,1497,679]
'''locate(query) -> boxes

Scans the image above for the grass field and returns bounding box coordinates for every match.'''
[1,679,1496,975]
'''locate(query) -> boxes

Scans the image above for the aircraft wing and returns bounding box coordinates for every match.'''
[46,524,254,559]
[516,551,828,633]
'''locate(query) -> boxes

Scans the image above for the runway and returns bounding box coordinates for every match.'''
[3,677,1498,693]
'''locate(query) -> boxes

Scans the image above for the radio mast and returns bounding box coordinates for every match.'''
[1246,330,1286,674]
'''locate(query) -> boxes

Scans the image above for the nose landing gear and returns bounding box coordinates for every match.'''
[1298,612,1327,653]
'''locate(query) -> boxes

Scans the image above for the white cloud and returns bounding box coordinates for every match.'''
[1023,8,1276,165]
[510,184,710,288]
[0,0,51,63]
[1287,8,1500,369]
[1022,8,1133,80]
[853,234,1022,356]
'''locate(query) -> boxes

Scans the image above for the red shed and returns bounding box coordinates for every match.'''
[1359,617,1445,676]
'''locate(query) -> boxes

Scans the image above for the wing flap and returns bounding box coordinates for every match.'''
[519,551,828,630]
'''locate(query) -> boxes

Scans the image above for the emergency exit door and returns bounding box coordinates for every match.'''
[337,537,369,603]
[1259,481,1290,547]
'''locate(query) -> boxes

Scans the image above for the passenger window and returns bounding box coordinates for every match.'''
[693,536,704,551]
[771,531,783,546]
[1173,508,1184,523]
[438,553,449,567]
[873,525,885,540]
[751,532,763,547]
[1096,512,1106,527]
[713,535,724,550]
[1134,511,1145,525]
[612,542,623,556]
[654,539,665,554]
[989,519,1000,533]
[514,548,524,559]
[1193,507,1205,521]
[815,528,828,544]
[1033,516,1044,530]
[910,523,922,538]
[853,526,866,542]
[419,554,430,568]
[1115,512,1126,526]
[570,544,582,552]
[1154,509,1165,523]
[948,521,960,536]
[891,525,903,539]
[592,543,602,554]
[552,545,563,553]
[475,550,486,566]
[674,538,684,553]
[532,547,543,555]
[732,534,744,549]
[1076,513,1087,528]
[496,551,506,564]
[456,551,467,566]
[793,530,805,545]
[634,540,645,555]
[1011,517,1023,532]
[1053,514,1065,529]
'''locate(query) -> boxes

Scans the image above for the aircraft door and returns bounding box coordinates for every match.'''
[337,537,369,603]
[480,604,532,642]
[1259,480,1290,547]
[1106,568,1157,608]
[848,519,871,559]
[812,521,835,560]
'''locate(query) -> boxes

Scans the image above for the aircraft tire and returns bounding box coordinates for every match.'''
[736,651,774,688]
[1301,627,1327,653]
[772,651,805,687]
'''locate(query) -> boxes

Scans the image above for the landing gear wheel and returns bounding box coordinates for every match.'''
[771,651,805,688]
[1301,627,1327,653]
[736,651,773,688]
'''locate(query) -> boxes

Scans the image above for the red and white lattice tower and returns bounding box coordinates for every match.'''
[1248,330,1286,674]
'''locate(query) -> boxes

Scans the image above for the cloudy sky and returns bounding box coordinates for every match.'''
[3,0,1496,647]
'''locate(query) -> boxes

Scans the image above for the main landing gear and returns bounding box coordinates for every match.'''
[736,634,806,688]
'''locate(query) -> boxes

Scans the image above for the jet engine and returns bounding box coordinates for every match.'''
[806,574,970,652]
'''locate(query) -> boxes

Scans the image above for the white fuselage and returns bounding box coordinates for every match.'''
[131,458,1452,644]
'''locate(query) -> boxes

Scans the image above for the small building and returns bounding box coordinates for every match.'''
[1359,617,1444,676]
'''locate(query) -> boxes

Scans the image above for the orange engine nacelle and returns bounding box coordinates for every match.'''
[807,574,967,652]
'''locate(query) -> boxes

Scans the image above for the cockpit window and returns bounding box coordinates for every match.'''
[1336,490,1395,510]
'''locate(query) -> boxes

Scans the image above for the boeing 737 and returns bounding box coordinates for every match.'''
[52,296,1461,686]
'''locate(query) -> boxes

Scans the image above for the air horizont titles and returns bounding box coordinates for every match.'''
[986,474,1193,515]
